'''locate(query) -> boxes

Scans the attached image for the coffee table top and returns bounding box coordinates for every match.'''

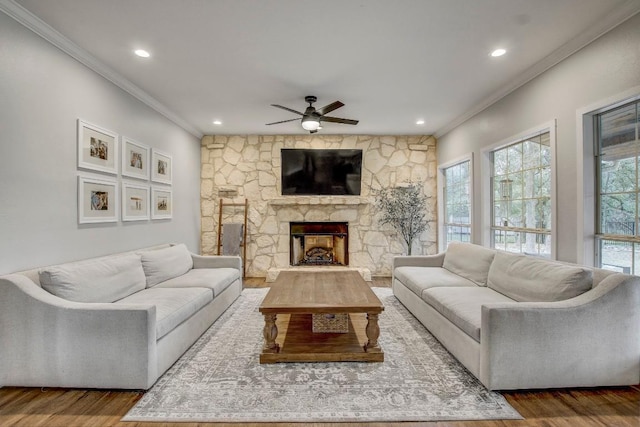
[259,270,384,314]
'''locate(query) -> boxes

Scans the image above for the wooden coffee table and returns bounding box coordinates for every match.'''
[259,270,384,363]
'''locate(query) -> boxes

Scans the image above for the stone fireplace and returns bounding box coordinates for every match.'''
[200,134,438,278]
[290,222,348,266]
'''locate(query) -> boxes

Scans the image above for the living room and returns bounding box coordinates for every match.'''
[1,0,639,426]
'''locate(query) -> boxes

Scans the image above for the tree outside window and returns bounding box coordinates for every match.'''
[596,101,640,274]
[490,132,552,256]
[443,161,471,247]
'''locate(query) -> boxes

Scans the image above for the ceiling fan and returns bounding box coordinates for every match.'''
[266,95,359,133]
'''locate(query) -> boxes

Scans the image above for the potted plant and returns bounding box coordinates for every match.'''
[374,182,428,255]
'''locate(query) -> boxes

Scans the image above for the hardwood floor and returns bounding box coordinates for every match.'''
[1,276,638,427]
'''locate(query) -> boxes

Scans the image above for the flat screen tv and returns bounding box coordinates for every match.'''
[281,149,362,195]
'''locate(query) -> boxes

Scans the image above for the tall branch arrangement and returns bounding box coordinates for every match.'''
[374,182,428,255]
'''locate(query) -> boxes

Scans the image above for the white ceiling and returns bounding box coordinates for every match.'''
[6,0,640,138]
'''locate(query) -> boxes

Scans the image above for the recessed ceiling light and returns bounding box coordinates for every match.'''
[134,49,150,58]
[416,120,425,125]
[491,48,507,57]
[213,120,222,125]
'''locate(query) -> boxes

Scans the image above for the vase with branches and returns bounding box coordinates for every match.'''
[374,182,428,255]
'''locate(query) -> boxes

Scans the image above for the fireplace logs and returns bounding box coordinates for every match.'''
[290,222,348,266]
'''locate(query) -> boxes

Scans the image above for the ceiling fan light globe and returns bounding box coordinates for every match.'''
[301,117,320,131]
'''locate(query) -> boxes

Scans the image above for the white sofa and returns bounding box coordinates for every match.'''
[0,244,242,390]
[393,242,640,391]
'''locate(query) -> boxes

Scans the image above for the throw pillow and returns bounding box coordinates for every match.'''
[39,254,146,303]
[140,244,194,287]
[487,251,593,302]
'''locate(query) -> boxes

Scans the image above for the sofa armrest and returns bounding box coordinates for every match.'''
[393,252,445,268]
[480,274,640,390]
[191,254,242,271]
[0,274,158,389]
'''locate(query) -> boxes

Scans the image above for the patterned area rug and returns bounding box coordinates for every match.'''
[122,288,522,423]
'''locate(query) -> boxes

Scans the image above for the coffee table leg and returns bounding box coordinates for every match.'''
[262,313,280,353]
[364,312,382,353]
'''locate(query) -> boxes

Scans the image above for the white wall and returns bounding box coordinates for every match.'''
[0,12,202,274]
[437,13,640,263]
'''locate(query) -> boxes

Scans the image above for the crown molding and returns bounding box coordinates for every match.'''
[435,0,640,139]
[0,0,203,139]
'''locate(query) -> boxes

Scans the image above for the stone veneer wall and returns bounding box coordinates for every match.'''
[200,135,437,277]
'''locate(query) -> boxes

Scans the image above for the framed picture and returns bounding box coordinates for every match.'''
[121,138,150,180]
[122,182,150,221]
[151,187,172,219]
[77,119,118,175]
[151,150,172,184]
[78,175,118,224]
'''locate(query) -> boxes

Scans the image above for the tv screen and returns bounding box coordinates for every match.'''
[281,149,362,195]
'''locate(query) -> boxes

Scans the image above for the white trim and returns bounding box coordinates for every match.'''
[437,153,474,252]
[576,85,640,265]
[435,1,640,139]
[480,120,557,258]
[0,0,202,139]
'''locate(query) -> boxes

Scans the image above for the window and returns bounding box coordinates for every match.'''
[596,100,640,274]
[490,131,552,256]
[443,160,471,247]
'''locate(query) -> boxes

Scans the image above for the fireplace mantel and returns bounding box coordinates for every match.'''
[268,197,371,207]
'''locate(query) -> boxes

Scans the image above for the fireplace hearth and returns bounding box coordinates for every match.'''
[290,222,348,266]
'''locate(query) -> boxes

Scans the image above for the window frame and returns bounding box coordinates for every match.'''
[438,154,473,252]
[577,87,640,266]
[481,120,557,259]
[593,99,640,273]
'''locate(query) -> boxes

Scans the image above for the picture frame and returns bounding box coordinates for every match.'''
[77,119,118,175]
[151,187,172,219]
[121,137,150,180]
[151,150,172,184]
[78,175,119,224]
[122,182,150,221]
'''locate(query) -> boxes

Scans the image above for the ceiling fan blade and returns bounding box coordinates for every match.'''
[271,104,304,116]
[319,116,359,125]
[265,118,300,125]
[316,101,344,116]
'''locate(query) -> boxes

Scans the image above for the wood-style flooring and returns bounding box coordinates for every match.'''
[1,276,638,427]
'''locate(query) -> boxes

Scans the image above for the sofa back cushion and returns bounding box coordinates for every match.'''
[39,254,146,303]
[442,242,495,286]
[141,244,193,287]
[487,251,593,302]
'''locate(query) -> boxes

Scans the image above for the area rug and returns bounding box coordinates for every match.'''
[122,288,522,423]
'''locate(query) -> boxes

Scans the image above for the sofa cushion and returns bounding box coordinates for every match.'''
[140,244,194,287]
[442,242,495,286]
[115,287,212,339]
[422,287,515,342]
[39,254,146,303]
[154,268,240,297]
[394,266,478,297]
[487,251,593,302]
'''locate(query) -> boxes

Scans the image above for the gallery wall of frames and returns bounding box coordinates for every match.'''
[76,119,173,224]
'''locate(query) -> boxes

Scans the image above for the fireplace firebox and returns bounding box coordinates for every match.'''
[290,222,348,266]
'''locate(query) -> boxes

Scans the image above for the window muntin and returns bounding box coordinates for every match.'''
[443,160,471,247]
[490,131,552,256]
[596,101,640,274]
